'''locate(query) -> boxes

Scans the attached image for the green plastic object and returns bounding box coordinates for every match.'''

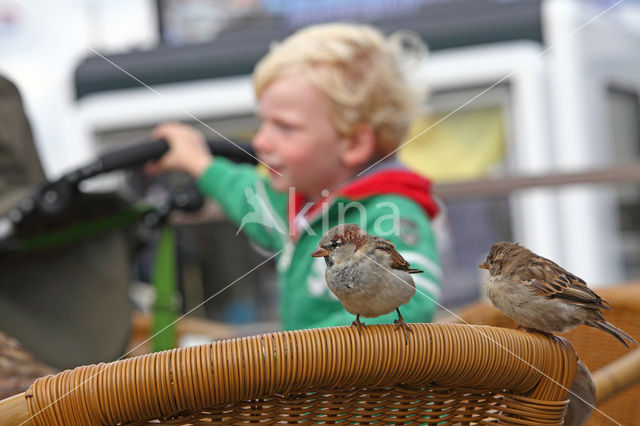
[151,225,178,352]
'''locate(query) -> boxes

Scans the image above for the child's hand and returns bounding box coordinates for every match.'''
[146,122,213,177]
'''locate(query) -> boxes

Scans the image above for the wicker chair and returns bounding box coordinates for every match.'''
[447,282,640,426]
[0,323,577,425]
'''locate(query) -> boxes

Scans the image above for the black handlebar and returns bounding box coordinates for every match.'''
[64,138,256,186]
[0,138,256,240]
[97,138,257,176]
[99,139,170,174]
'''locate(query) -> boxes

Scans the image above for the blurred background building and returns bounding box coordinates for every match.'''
[1,0,639,328]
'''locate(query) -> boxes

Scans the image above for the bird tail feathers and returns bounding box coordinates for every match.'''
[593,321,637,348]
[408,268,423,274]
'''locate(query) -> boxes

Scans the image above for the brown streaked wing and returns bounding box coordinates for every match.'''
[524,260,610,310]
[373,238,412,271]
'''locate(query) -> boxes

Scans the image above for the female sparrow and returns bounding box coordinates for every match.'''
[311,223,423,343]
[479,241,637,347]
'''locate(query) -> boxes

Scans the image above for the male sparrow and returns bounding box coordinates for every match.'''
[311,223,423,343]
[479,241,637,347]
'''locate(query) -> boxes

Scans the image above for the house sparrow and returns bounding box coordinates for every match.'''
[479,241,637,347]
[311,223,423,343]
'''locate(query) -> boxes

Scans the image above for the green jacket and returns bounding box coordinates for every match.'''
[197,157,441,330]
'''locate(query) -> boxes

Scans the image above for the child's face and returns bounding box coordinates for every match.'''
[253,73,350,198]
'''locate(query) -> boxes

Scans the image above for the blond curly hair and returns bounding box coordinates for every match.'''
[253,23,426,157]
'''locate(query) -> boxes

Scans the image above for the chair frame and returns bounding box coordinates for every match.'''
[448,282,640,425]
[0,323,577,425]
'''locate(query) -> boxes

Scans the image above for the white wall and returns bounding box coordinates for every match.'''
[0,0,157,178]
[544,0,640,285]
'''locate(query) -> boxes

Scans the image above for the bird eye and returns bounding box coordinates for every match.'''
[331,239,342,248]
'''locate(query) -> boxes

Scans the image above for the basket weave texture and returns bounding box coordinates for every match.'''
[453,282,640,426]
[22,323,578,425]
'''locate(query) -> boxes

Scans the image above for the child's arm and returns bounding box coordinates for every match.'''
[148,123,288,251]
[197,158,288,251]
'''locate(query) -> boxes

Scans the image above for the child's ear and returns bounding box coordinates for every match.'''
[340,124,376,168]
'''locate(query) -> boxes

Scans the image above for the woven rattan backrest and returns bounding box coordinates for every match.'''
[452,282,640,425]
[23,323,577,425]
[564,283,640,425]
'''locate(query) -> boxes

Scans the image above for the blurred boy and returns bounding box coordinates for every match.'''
[148,23,441,329]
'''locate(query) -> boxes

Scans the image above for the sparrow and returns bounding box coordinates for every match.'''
[479,241,637,347]
[311,223,423,343]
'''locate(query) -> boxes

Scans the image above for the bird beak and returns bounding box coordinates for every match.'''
[479,262,489,270]
[311,247,330,257]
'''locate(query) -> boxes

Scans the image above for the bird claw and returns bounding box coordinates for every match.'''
[394,315,412,345]
[352,315,366,335]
